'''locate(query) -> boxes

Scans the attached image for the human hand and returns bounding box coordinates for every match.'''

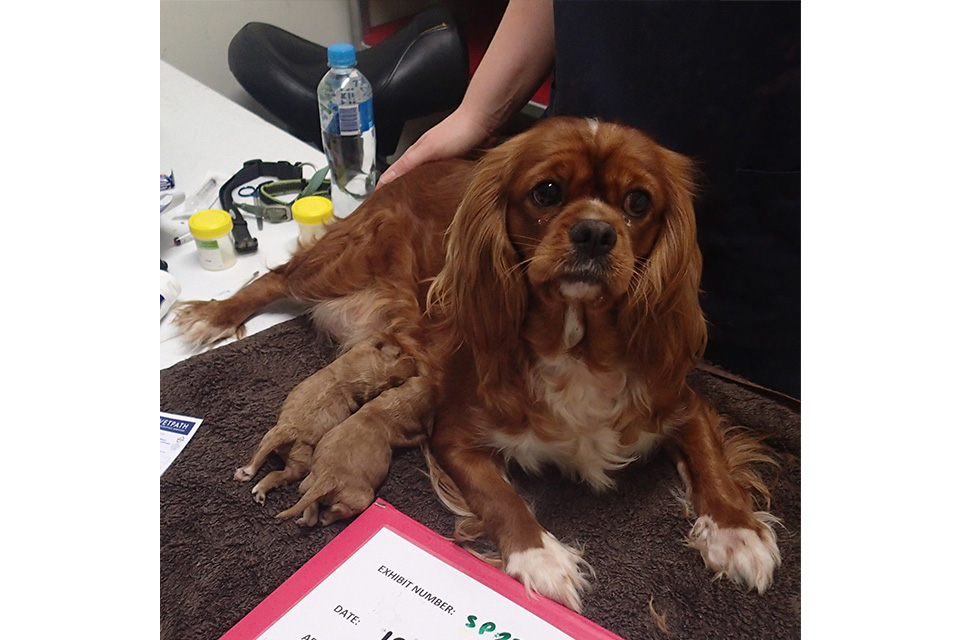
[378,108,494,188]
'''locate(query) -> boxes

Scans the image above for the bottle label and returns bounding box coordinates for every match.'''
[320,76,374,136]
[336,100,374,136]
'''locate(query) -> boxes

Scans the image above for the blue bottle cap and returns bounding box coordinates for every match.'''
[328,43,356,67]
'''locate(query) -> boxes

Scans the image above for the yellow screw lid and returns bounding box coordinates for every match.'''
[188,209,234,240]
[292,196,334,226]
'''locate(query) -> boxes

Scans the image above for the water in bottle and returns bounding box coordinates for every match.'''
[317,43,377,217]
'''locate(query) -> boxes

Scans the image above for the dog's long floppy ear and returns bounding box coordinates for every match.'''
[622,147,708,388]
[428,141,528,408]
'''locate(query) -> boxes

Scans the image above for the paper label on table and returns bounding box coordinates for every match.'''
[160,411,203,476]
[219,500,623,640]
[256,526,574,640]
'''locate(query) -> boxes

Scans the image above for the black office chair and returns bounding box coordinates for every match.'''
[228,6,470,164]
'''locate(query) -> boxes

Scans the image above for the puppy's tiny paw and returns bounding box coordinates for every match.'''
[504,531,592,613]
[688,514,781,593]
[318,501,369,527]
[234,466,253,482]
[296,503,320,527]
[251,485,266,506]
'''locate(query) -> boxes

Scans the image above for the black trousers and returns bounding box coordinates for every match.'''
[549,0,800,397]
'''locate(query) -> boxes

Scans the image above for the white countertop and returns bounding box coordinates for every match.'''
[159,61,327,370]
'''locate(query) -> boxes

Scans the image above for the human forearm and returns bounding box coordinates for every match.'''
[378,0,556,186]
[460,0,556,135]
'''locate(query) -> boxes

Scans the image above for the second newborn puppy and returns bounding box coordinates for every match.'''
[278,375,435,527]
[234,338,417,504]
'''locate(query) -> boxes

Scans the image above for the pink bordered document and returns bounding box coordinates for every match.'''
[220,499,624,640]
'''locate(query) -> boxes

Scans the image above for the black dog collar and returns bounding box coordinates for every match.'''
[219,160,305,254]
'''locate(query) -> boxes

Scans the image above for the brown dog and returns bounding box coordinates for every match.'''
[175,117,780,612]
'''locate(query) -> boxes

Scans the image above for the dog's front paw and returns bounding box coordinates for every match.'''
[688,514,781,593]
[173,301,242,347]
[504,531,592,613]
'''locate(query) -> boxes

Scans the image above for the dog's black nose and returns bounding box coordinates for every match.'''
[569,219,617,257]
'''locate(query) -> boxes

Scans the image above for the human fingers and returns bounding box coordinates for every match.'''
[379,113,489,187]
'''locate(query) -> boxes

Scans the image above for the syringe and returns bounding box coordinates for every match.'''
[181,175,222,216]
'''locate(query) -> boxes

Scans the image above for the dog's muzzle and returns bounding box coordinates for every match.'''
[562,219,616,284]
[569,219,617,258]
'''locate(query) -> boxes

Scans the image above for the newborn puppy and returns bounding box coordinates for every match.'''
[233,339,417,504]
[276,375,434,527]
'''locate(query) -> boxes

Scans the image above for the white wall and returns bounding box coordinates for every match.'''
[160,0,460,159]
[159,1,440,130]
[160,1,357,129]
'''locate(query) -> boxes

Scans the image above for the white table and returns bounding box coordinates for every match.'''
[160,61,327,370]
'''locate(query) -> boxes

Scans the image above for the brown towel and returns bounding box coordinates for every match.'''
[161,315,800,639]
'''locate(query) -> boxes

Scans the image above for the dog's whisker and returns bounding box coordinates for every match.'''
[504,254,536,277]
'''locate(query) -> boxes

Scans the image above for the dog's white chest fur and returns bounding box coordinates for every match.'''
[489,352,660,490]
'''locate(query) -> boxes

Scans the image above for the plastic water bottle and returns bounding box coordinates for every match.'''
[317,43,377,217]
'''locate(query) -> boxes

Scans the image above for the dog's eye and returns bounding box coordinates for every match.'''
[624,190,652,218]
[531,181,562,207]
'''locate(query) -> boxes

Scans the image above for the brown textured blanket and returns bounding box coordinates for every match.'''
[160,315,800,640]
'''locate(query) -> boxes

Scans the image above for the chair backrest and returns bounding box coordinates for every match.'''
[228,6,470,161]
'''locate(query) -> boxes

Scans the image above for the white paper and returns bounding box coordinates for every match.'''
[160,412,203,476]
[257,528,575,640]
